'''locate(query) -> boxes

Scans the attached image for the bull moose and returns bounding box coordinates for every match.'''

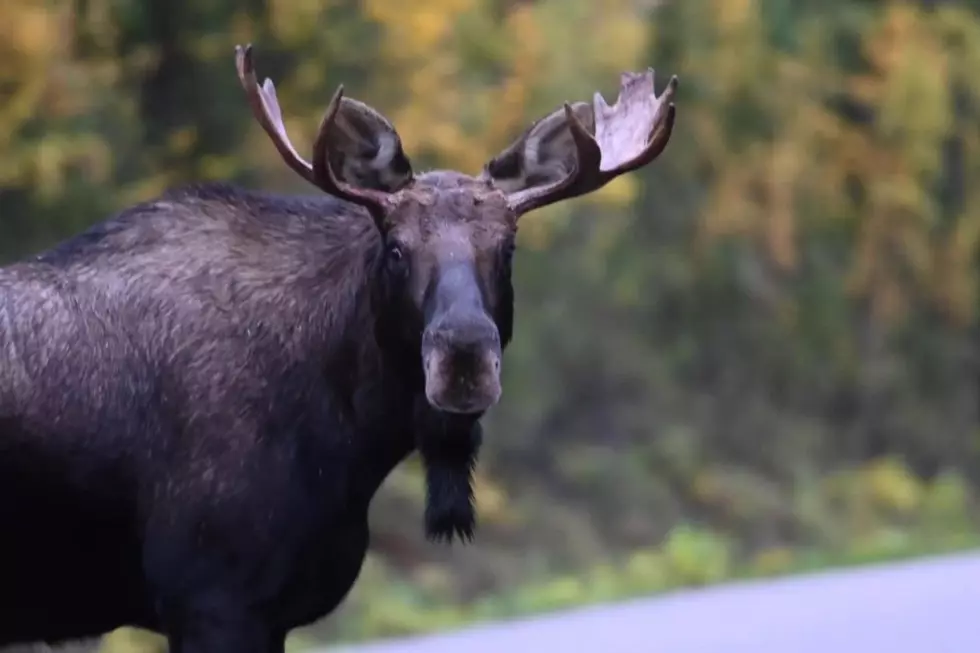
[0,43,677,652]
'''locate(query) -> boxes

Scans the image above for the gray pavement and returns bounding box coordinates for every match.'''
[322,550,980,652]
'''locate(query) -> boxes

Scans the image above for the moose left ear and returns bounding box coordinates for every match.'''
[481,101,595,197]
[481,69,678,218]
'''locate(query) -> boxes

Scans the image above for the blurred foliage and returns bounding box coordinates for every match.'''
[1,0,980,651]
[307,456,979,646]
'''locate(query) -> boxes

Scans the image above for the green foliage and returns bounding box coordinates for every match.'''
[283,458,979,648]
[2,0,980,651]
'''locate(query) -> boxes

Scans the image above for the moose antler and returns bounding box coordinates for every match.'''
[506,70,678,215]
[234,44,393,220]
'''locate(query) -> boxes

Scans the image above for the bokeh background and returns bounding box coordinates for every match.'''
[2,0,980,651]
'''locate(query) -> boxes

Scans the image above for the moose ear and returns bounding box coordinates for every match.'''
[315,95,416,193]
[481,101,595,196]
[481,68,678,217]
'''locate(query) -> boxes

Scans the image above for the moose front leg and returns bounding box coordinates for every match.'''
[413,400,483,543]
[160,591,285,653]
[143,496,293,653]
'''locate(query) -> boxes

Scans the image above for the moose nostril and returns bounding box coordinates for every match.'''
[493,357,500,372]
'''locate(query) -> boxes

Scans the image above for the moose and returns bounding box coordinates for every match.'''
[0,43,677,652]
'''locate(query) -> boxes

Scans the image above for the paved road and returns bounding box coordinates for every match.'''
[323,550,980,652]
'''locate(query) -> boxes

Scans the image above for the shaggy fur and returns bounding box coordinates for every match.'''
[0,177,511,651]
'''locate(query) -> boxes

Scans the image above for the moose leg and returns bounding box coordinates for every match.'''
[169,630,283,653]
[160,591,283,653]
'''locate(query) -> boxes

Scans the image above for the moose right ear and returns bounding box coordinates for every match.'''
[481,101,595,197]
[314,95,415,194]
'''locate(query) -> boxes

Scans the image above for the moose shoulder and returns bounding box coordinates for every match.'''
[0,44,677,653]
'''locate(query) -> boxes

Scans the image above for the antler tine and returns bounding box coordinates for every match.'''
[509,70,679,215]
[235,44,317,185]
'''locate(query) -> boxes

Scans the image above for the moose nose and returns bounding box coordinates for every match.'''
[421,312,503,415]
[422,313,501,358]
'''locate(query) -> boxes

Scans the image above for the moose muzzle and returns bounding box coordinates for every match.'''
[421,265,502,415]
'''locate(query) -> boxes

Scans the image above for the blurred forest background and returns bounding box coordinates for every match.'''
[2,0,980,651]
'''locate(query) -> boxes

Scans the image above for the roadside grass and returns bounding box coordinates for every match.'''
[292,457,980,649]
[98,456,980,652]
[294,529,978,651]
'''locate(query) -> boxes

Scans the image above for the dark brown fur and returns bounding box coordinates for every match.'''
[0,176,511,650]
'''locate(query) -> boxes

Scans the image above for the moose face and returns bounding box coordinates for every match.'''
[234,44,678,416]
[378,176,515,414]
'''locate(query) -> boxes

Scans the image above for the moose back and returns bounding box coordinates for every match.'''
[0,44,677,653]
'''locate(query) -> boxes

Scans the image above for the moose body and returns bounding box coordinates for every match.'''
[0,186,417,647]
[0,44,677,652]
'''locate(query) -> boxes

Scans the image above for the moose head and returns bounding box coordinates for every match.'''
[235,44,677,418]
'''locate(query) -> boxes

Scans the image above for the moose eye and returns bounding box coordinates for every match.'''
[385,243,407,275]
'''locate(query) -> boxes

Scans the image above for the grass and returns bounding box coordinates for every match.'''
[290,529,980,650]
[98,457,980,652]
